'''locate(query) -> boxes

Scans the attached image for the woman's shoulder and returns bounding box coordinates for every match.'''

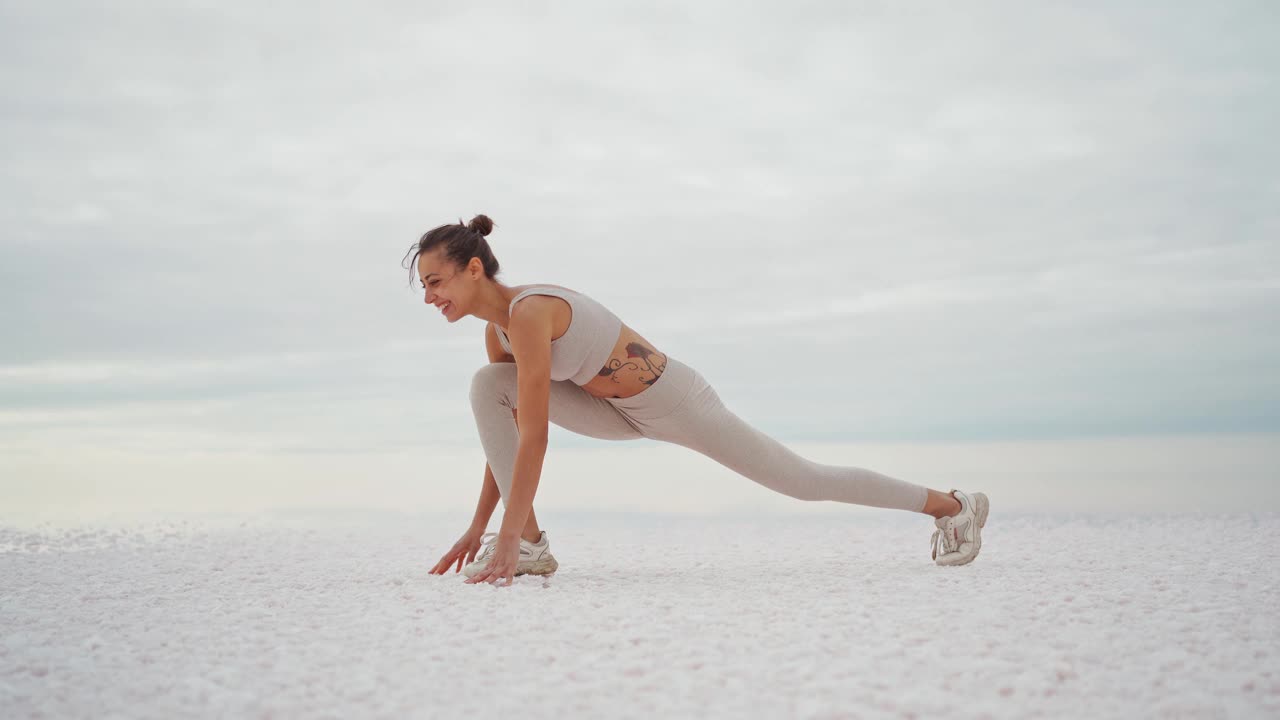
[508,284,580,316]
[506,284,576,327]
[512,282,578,296]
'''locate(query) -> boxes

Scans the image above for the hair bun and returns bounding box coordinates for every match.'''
[467,214,495,237]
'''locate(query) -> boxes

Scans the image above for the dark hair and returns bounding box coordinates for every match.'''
[402,214,501,286]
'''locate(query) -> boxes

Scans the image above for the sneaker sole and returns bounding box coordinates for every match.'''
[517,556,559,576]
[461,554,559,579]
[937,492,989,566]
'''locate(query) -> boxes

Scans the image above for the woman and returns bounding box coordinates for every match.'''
[410,215,989,586]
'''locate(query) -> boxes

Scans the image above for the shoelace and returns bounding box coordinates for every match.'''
[474,532,501,563]
[474,531,535,565]
[931,517,960,561]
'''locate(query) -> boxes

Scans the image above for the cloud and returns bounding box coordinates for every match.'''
[0,0,1277,486]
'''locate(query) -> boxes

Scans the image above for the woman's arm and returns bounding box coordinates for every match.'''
[497,301,554,542]
[500,433,548,540]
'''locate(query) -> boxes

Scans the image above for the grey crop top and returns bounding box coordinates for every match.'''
[493,285,624,386]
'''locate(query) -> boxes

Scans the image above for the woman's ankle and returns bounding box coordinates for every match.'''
[923,489,962,519]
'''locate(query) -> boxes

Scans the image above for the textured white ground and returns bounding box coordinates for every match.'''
[2,509,1277,719]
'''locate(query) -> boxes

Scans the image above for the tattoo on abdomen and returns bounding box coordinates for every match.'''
[597,343,667,385]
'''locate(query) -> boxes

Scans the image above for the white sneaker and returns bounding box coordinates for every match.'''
[462,530,559,578]
[931,489,989,566]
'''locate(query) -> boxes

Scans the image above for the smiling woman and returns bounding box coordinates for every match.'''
[401,214,990,587]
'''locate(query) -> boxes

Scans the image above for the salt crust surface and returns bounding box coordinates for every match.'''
[1,510,1277,719]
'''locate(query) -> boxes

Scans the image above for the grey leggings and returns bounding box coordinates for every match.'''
[469,356,930,513]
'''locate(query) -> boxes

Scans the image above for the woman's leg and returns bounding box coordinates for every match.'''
[469,363,643,503]
[633,363,930,513]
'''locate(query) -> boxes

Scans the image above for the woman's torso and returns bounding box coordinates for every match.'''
[495,283,667,400]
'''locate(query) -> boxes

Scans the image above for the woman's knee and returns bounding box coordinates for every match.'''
[469,363,517,407]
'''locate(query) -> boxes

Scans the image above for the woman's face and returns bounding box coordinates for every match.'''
[417,252,467,322]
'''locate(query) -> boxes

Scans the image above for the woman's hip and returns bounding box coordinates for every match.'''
[604,355,707,422]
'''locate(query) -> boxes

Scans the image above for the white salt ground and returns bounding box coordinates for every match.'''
[1,509,1277,719]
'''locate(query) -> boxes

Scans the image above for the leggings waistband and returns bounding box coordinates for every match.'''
[604,355,698,421]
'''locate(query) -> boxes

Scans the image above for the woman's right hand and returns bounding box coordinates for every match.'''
[428,527,485,574]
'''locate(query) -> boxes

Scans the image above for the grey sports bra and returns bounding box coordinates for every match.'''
[493,286,624,386]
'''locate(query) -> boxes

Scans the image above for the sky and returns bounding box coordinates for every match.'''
[1,0,1277,521]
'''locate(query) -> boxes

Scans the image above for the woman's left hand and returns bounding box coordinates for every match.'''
[463,537,519,586]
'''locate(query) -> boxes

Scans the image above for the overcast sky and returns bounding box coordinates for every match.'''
[2,1,1277,519]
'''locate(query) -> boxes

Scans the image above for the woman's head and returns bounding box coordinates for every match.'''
[403,214,502,322]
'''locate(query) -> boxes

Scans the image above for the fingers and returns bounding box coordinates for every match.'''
[430,548,460,575]
[429,535,490,575]
[464,565,492,584]
[453,547,480,576]
[463,564,514,586]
